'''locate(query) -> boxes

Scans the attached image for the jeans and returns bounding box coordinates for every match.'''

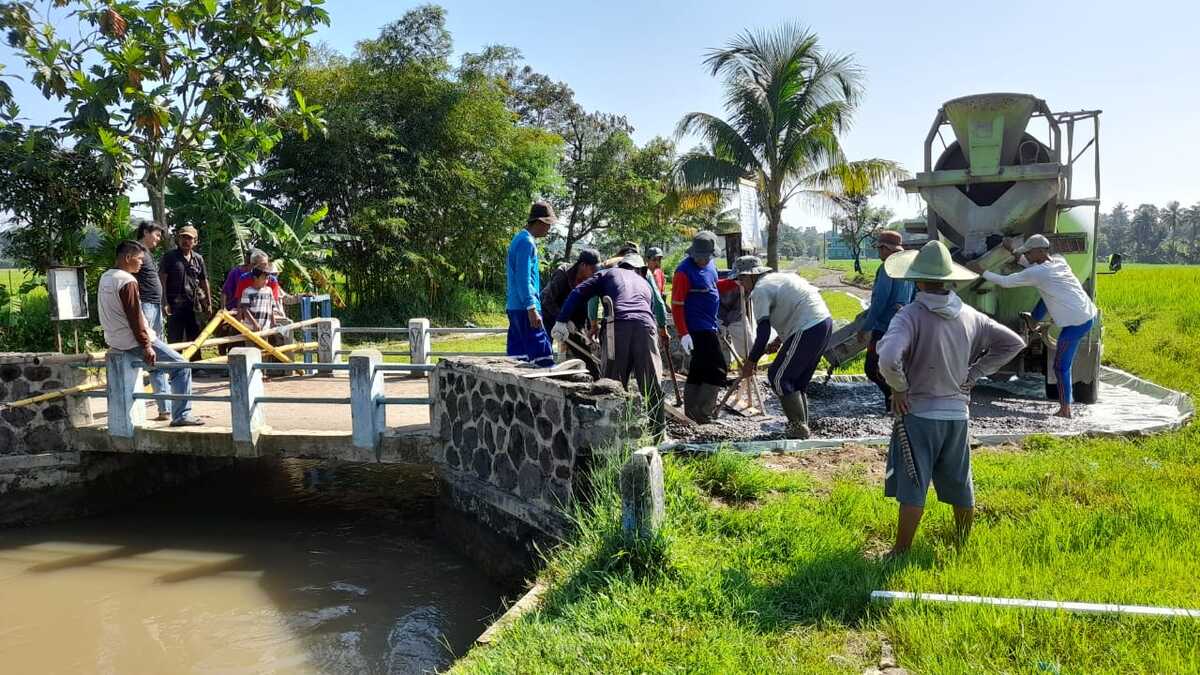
[141,302,170,416]
[1053,318,1094,406]
[125,339,194,423]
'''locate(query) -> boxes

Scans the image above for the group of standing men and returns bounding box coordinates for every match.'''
[98,221,290,426]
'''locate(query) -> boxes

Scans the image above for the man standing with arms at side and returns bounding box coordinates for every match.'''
[982,234,1097,418]
[876,241,1024,556]
[735,256,832,439]
[160,225,212,360]
[133,220,170,421]
[671,231,739,423]
[858,230,915,413]
[99,241,204,427]
[506,201,556,368]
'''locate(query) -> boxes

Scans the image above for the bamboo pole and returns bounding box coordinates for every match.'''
[218,310,293,363]
[180,312,226,360]
[3,382,101,408]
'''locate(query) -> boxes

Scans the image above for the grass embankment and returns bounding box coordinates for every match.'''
[456,265,1200,674]
[823,258,882,288]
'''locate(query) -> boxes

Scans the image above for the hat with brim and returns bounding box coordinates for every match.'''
[687,230,719,258]
[876,230,904,252]
[617,253,646,270]
[176,225,199,238]
[733,254,772,278]
[1013,233,1051,255]
[527,200,557,225]
[883,240,977,282]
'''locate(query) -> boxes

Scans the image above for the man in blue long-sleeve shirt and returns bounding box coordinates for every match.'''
[506,201,556,367]
[857,230,915,411]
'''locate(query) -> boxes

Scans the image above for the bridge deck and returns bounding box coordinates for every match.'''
[84,372,431,433]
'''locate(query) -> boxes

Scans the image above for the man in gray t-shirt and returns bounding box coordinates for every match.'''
[133,220,169,419]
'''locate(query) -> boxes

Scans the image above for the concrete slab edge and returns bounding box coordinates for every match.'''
[870,590,1200,618]
[475,581,549,645]
[0,452,82,472]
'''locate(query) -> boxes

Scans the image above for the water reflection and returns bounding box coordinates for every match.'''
[0,459,504,674]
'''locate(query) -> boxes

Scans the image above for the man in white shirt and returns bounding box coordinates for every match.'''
[98,241,204,427]
[735,256,833,439]
[981,234,1097,417]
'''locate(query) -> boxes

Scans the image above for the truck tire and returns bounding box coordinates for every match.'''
[1074,379,1098,404]
[1044,381,1058,401]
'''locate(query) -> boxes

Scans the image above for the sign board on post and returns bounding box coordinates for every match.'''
[738,179,762,251]
[47,267,88,320]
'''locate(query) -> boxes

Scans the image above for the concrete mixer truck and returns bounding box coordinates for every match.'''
[825,93,1109,403]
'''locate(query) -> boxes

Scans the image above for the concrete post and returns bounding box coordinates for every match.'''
[316,317,341,374]
[228,347,264,454]
[349,349,385,450]
[620,447,665,543]
[105,350,143,439]
[408,318,431,377]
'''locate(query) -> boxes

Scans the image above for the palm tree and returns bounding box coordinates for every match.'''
[675,24,907,268]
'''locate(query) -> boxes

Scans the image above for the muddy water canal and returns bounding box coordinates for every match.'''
[0,460,504,673]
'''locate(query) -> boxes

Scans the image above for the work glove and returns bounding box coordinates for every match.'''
[680,334,694,355]
[551,322,570,344]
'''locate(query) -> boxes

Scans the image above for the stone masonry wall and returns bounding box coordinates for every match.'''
[1,352,95,455]
[432,357,644,537]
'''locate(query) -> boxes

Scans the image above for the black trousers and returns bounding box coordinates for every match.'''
[686,330,728,386]
[864,330,892,406]
[166,300,202,362]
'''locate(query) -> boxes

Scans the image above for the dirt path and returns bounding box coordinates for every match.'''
[810,267,871,300]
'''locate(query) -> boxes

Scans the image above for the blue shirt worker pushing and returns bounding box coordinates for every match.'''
[505,201,556,367]
[552,253,666,437]
[858,230,915,412]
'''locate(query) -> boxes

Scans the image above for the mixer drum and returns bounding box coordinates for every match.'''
[928,136,1055,254]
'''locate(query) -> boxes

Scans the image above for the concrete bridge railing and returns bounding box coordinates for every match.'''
[97,317,516,457]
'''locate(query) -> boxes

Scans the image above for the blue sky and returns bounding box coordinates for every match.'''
[4,0,1197,228]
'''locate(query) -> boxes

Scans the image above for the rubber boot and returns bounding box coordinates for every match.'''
[781,391,811,439]
[684,382,721,424]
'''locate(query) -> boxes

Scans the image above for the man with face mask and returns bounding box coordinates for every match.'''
[670,231,739,423]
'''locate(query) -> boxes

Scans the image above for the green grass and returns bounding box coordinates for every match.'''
[456,265,1200,674]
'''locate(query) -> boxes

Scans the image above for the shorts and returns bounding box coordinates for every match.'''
[884,414,974,508]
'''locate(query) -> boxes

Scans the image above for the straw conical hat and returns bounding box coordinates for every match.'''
[883,240,977,282]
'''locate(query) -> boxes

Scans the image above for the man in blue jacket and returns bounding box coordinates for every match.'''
[858,230,915,412]
[506,201,556,367]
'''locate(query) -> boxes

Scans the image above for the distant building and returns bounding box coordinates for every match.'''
[823,231,880,261]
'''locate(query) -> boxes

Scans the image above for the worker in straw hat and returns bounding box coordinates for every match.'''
[876,240,1025,557]
[552,252,665,437]
[982,234,1097,418]
[671,230,740,423]
[734,255,832,439]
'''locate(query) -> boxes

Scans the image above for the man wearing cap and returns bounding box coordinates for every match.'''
[506,201,556,367]
[134,220,170,420]
[551,253,665,437]
[857,230,916,412]
[982,234,1097,418]
[542,248,601,375]
[876,241,1025,556]
[735,257,832,438]
[671,231,739,423]
[159,225,211,355]
[646,247,666,296]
